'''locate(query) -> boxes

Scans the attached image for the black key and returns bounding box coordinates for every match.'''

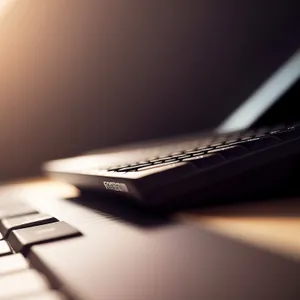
[171,151,184,156]
[209,142,224,148]
[149,158,164,163]
[107,167,120,172]
[0,253,29,275]
[224,138,239,145]
[271,128,300,141]
[287,123,300,130]
[191,150,206,156]
[8,221,82,254]
[0,213,58,237]
[108,164,132,171]
[176,154,192,160]
[182,153,225,169]
[133,162,198,189]
[0,202,37,220]
[208,145,248,160]
[138,161,189,171]
[195,146,213,152]
[240,135,255,141]
[226,136,280,151]
[185,149,207,156]
[254,133,267,139]
[118,163,151,172]
[0,240,12,256]
[158,154,172,159]
[164,158,178,163]
[184,147,197,153]
[0,269,50,299]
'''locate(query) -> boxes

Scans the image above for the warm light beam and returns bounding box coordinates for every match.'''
[0,0,15,20]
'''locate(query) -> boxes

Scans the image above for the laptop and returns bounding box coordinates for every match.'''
[0,1,300,299]
[44,49,300,208]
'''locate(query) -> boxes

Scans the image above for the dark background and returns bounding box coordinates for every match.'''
[0,0,299,181]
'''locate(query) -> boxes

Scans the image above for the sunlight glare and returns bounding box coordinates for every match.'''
[0,0,15,19]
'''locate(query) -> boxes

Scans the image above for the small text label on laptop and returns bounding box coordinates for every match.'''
[103,181,129,193]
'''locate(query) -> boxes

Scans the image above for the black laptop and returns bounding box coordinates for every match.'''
[1,2,300,300]
[44,49,300,208]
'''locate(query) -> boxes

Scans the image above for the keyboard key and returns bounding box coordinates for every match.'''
[208,145,248,159]
[0,253,29,275]
[209,142,224,148]
[224,138,239,145]
[182,153,225,169]
[118,163,151,172]
[0,232,3,240]
[170,151,184,156]
[8,222,82,254]
[11,291,68,300]
[138,161,190,172]
[0,269,50,299]
[195,146,213,152]
[226,136,280,151]
[176,154,192,160]
[164,158,178,163]
[271,128,300,141]
[190,150,206,156]
[0,240,12,256]
[0,213,58,237]
[149,157,163,163]
[0,203,37,220]
[134,162,198,187]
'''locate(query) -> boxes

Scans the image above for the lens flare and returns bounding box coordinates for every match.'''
[0,0,15,19]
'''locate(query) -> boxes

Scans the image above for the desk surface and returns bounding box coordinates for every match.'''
[2,178,300,263]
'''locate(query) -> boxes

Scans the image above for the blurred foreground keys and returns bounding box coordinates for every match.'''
[0,240,12,256]
[5,291,67,300]
[0,253,29,275]
[0,269,50,299]
[0,202,37,220]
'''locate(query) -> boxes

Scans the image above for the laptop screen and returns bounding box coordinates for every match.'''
[218,50,300,132]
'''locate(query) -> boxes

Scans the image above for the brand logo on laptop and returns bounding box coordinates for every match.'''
[103,181,129,193]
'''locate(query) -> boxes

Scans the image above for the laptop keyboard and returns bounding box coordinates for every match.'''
[107,124,300,173]
[0,201,81,299]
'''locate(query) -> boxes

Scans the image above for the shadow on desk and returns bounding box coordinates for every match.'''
[3,178,300,261]
[66,190,175,229]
